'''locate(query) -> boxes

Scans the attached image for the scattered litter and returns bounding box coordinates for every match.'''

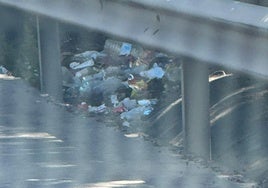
[122,98,137,110]
[124,133,140,138]
[113,106,126,113]
[70,59,94,70]
[120,43,132,56]
[209,70,232,82]
[77,102,88,111]
[128,77,147,91]
[122,121,130,127]
[73,50,103,61]
[110,95,119,107]
[120,106,146,121]
[69,62,80,69]
[140,63,165,79]
[40,94,49,97]
[138,99,151,106]
[75,68,91,78]
[143,107,153,116]
[88,104,107,114]
[62,66,77,87]
[104,39,144,58]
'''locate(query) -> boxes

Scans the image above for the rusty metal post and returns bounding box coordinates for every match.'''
[36,15,62,101]
[182,60,211,159]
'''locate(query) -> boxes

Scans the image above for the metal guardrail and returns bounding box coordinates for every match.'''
[1,0,268,77]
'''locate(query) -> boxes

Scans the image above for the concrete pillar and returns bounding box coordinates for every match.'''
[182,60,211,159]
[36,16,63,101]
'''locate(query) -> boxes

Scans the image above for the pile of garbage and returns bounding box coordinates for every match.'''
[62,39,181,129]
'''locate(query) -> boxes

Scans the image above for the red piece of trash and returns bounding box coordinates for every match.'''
[113,106,126,113]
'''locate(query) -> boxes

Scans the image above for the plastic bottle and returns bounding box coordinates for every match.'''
[137,99,151,106]
[120,106,146,121]
[104,39,144,58]
[139,63,165,79]
[75,68,90,78]
[122,97,137,110]
[70,59,94,70]
[74,51,100,61]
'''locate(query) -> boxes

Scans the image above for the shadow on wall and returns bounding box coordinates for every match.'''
[0,6,39,88]
[145,70,268,186]
[235,0,268,7]
[210,75,268,185]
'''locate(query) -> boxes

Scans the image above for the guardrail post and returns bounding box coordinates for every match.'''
[36,16,62,101]
[182,60,211,159]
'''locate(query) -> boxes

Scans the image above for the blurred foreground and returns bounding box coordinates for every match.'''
[0,77,254,188]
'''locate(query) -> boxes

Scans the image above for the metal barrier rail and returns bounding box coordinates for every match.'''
[0,0,268,160]
[1,0,268,76]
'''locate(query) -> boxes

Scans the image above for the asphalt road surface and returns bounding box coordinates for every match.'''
[0,77,256,188]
